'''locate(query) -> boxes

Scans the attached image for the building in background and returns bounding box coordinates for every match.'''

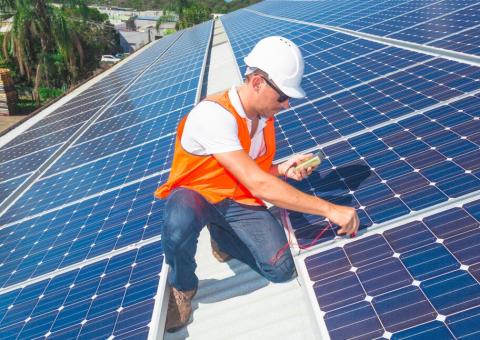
[91,6,176,53]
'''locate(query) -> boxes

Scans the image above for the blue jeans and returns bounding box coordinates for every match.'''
[162,187,297,291]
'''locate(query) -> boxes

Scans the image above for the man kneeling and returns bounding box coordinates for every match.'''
[155,36,359,332]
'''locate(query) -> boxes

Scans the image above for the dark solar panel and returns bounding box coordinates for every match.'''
[217,3,479,336]
[303,199,480,339]
[287,94,480,246]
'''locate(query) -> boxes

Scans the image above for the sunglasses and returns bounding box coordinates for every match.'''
[260,76,291,103]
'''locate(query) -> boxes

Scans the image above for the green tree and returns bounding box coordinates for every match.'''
[156,0,211,31]
[0,0,119,103]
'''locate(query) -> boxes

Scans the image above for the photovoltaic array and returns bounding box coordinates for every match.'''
[0,0,479,338]
[0,22,212,339]
[219,1,479,338]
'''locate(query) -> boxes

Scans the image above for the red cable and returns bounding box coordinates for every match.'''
[269,172,357,264]
[269,173,333,264]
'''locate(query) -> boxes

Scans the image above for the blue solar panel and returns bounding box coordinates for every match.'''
[218,5,480,336]
[0,22,211,221]
[246,0,480,56]
[222,10,480,160]
[0,146,58,183]
[302,199,480,339]
[0,241,163,339]
[0,175,29,203]
[389,4,480,43]
[287,94,480,247]
[0,175,165,288]
[274,62,480,158]
[429,25,480,55]
[1,0,479,336]
[0,20,212,338]
[0,31,183,189]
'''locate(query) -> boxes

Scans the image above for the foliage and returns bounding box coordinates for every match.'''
[38,86,65,102]
[16,99,38,114]
[84,0,260,14]
[163,28,176,36]
[156,0,211,30]
[0,0,121,103]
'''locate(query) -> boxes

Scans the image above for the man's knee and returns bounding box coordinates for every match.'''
[163,189,204,252]
[260,255,297,283]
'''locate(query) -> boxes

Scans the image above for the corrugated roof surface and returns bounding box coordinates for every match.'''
[164,229,319,340]
[163,20,321,339]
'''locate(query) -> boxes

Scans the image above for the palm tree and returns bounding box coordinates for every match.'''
[0,0,86,102]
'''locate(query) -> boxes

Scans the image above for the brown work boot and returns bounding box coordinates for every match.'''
[165,286,197,333]
[210,238,232,263]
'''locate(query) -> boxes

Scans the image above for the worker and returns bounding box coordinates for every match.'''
[155,36,360,332]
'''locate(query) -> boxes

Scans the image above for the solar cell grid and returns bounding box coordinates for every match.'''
[303,198,480,339]
[0,175,29,204]
[58,23,210,152]
[327,0,418,27]
[40,109,177,177]
[0,146,60,183]
[92,27,209,124]
[249,0,370,24]
[298,51,438,107]
[0,30,182,173]
[47,119,176,175]
[2,108,98,149]
[95,70,198,124]
[18,144,171,218]
[76,91,193,144]
[249,0,425,27]
[0,124,81,162]
[429,24,480,55]
[0,241,163,339]
[362,0,479,36]
[249,0,480,56]
[287,94,480,246]
[25,107,103,138]
[344,0,475,31]
[0,176,164,287]
[275,65,480,160]
[0,21,211,225]
[388,4,480,43]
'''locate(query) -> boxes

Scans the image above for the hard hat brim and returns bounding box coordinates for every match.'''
[279,85,306,99]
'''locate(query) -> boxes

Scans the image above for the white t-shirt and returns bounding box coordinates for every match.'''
[181,87,268,159]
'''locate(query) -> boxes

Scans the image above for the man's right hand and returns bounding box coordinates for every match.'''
[214,150,361,235]
[327,204,360,236]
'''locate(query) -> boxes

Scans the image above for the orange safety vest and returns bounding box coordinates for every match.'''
[155,90,276,206]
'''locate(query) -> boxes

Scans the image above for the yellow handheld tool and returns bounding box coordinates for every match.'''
[294,150,326,172]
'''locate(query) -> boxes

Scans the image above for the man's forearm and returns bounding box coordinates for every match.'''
[214,150,359,233]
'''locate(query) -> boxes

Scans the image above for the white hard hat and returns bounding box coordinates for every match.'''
[244,36,305,99]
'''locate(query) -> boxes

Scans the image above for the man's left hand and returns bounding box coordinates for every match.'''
[280,153,315,181]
